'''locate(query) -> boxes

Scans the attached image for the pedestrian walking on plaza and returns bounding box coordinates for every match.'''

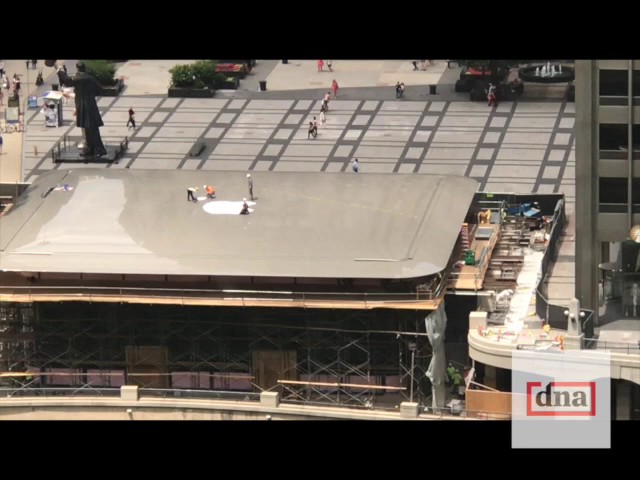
[352,158,359,173]
[395,81,402,100]
[487,83,497,108]
[421,60,427,71]
[0,135,4,156]
[31,60,37,70]
[127,107,136,130]
[25,60,30,70]
[327,60,333,72]
[412,60,419,71]
[308,121,317,139]
[399,82,405,100]
[331,79,339,98]
[317,60,324,72]
[323,91,331,111]
[187,186,198,202]
[312,116,318,136]
[319,110,326,128]
[0,61,4,76]
[247,173,254,200]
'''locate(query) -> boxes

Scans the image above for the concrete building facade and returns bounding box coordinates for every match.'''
[575,60,640,317]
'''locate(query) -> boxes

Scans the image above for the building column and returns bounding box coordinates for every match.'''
[575,60,599,311]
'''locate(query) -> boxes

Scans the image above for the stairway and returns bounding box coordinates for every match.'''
[459,223,470,260]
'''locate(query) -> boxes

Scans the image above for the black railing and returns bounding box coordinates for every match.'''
[534,198,595,331]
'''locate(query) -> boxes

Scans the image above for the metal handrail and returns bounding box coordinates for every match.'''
[581,338,640,354]
[0,387,121,398]
[138,388,260,401]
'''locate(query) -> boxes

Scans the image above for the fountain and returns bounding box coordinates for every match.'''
[519,62,575,84]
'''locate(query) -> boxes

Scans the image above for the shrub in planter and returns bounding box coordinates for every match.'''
[100,78,126,97]
[82,60,117,86]
[168,61,221,96]
[170,64,196,88]
[192,60,220,88]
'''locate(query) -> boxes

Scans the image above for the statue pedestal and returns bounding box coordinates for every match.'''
[52,139,128,164]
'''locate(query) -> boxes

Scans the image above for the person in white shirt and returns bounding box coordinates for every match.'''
[187,186,198,202]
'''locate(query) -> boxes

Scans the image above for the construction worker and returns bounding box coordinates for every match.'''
[240,198,250,215]
[204,185,216,199]
[447,363,462,394]
[187,186,198,202]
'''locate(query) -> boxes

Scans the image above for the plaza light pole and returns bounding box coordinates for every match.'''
[24,60,30,122]
[409,341,417,403]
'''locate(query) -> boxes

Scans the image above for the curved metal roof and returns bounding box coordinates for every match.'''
[0,170,478,279]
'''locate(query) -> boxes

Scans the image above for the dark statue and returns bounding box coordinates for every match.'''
[56,62,107,157]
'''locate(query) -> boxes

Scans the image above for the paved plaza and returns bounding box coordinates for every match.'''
[22,98,575,199]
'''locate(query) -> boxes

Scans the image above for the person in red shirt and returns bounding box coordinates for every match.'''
[487,84,497,108]
[317,60,324,72]
[204,185,216,199]
[331,79,339,98]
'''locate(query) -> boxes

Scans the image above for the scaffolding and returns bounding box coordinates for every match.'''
[0,302,433,409]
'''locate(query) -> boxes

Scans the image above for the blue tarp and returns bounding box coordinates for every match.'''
[507,202,541,217]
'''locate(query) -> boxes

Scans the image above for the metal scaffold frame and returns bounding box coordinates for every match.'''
[0,302,433,409]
